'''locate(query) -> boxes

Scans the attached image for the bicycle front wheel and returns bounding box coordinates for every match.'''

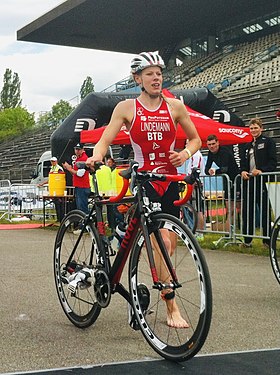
[54,209,102,328]
[129,213,212,361]
[270,216,280,285]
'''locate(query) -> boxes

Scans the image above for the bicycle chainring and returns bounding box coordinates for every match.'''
[93,269,111,308]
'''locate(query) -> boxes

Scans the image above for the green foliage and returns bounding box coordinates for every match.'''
[0,68,22,109]
[0,107,35,141]
[51,99,74,125]
[36,100,74,127]
[80,76,94,101]
[36,112,51,127]
[199,232,269,256]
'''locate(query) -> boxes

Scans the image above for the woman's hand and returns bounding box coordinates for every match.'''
[86,155,103,170]
[169,150,189,168]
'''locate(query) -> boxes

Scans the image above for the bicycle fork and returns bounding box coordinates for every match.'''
[142,216,182,292]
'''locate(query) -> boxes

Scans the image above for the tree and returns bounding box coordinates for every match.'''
[48,100,74,127]
[0,68,22,109]
[0,107,35,141]
[36,100,74,127]
[80,76,94,101]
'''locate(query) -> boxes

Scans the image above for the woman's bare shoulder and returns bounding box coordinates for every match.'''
[116,98,134,110]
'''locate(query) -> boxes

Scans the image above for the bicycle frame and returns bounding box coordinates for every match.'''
[54,162,212,361]
[64,162,197,304]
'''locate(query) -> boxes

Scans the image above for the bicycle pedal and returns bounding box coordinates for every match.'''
[128,304,140,331]
[67,268,94,294]
[68,280,79,294]
[128,284,151,331]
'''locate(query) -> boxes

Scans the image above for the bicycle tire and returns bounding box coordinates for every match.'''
[180,202,198,234]
[54,209,102,328]
[128,212,212,361]
[270,216,280,285]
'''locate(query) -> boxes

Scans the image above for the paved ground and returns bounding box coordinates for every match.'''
[0,228,279,373]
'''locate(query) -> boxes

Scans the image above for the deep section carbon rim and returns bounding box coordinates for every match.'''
[54,210,101,328]
[270,216,280,285]
[129,213,212,361]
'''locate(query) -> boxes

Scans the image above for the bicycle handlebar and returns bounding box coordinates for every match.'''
[110,161,200,205]
[76,160,200,206]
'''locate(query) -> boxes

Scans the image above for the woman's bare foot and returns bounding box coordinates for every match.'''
[165,297,189,328]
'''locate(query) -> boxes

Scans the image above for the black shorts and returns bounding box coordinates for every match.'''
[144,181,180,218]
[224,179,241,201]
[191,185,204,213]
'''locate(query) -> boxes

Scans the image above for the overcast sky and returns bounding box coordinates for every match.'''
[0,0,134,117]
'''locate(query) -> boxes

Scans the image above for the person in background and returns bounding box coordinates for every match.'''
[205,134,241,232]
[240,117,277,248]
[106,157,116,171]
[63,143,91,216]
[186,147,205,240]
[86,51,201,328]
[105,157,124,229]
[119,144,132,160]
[38,156,65,222]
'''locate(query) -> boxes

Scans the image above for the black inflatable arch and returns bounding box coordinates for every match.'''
[51,88,244,181]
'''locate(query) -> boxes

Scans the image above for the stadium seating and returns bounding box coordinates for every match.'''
[0,126,52,183]
[172,32,280,93]
[1,30,280,183]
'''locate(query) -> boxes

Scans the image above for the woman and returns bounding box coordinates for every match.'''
[87,51,201,328]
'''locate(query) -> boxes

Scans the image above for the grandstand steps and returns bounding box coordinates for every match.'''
[0,126,53,184]
[2,29,280,183]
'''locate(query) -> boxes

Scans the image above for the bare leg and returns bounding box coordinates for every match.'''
[152,229,189,328]
[225,200,238,233]
[197,211,205,231]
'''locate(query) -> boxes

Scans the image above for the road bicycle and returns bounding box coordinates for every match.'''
[270,215,280,285]
[53,161,212,361]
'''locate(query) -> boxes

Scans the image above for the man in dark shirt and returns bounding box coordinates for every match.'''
[240,117,277,247]
[205,134,240,232]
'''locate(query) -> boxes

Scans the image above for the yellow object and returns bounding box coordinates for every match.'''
[48,172,66,196]
[115,165,131,195]
[96,165,113,195]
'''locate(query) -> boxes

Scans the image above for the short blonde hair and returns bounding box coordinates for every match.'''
[249,117,262,127]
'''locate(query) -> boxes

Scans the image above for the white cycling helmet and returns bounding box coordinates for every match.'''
[130,52,165,74]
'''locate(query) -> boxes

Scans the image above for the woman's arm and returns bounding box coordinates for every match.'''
[168,99,202,167]
[87,100,132,167]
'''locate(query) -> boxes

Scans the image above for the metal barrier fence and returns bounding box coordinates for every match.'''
[0,182,52,221]
[1,174,280,242]
[0,181,76,222]
[234,172,280,245]
[198,172,280,245]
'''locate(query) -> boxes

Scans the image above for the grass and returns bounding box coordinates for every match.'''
[0,215,271,257]
[198,232,270,257]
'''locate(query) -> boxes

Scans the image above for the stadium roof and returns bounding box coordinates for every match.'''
[17,0,279,54]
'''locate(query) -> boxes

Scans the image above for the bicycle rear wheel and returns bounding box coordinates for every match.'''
[270,216,280,285]
[129,213,212,361]
[54,209,102,328]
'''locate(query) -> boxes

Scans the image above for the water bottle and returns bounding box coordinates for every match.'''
[110,222,127,251]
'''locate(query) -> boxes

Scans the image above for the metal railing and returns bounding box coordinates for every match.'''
[1,173,279,242]
[197,172,280,245]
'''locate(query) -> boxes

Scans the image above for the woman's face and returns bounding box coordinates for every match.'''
[135,66,163,95]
